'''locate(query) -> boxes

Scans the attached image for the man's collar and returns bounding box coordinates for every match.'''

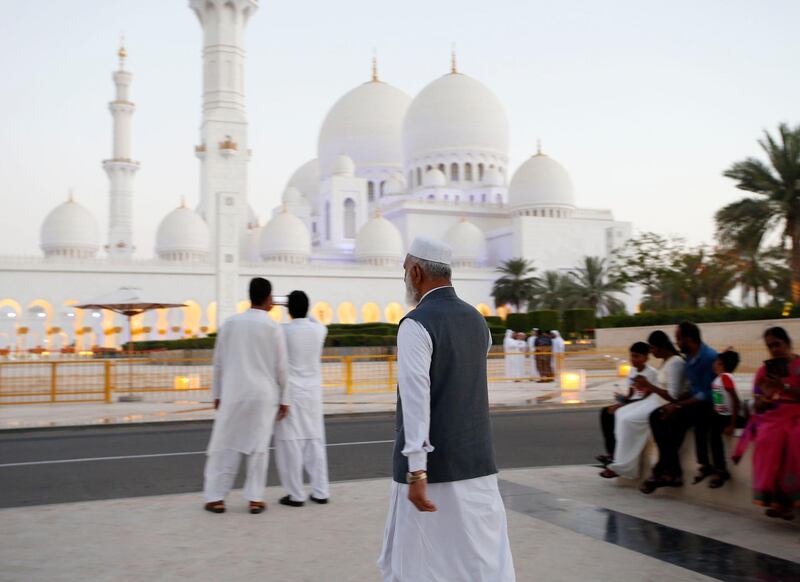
[418,285,454,303]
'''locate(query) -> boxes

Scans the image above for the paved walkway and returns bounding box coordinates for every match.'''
[1,465,796,581]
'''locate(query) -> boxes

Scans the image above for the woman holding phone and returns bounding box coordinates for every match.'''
[734,326,800,520]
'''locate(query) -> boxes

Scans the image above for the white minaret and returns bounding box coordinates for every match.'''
[103,40,140,259]
[190,0,258,326]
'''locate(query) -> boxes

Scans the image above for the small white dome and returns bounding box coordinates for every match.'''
[259,210,311,263]
[318,80,411,178]
[482,167,504,187]
[155,205,210,261]
[403,72,509,163]
[444,219,487,267]
[423,168,447,188]
[383,175,405,196]
[240,224,263,262]
[282,186,306,205]
[286,159,321,210]
[332,155,356,177]
[355,214,404,265]
[508,153,575,210]
[40,196,100,259]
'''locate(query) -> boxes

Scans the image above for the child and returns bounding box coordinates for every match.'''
[596,342,658,466]
[703,350,745,488]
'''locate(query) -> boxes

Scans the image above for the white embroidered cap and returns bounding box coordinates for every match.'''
[407,236,452,265]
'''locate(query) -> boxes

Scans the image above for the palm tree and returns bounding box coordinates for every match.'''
[530,271,578,311]
[724,123,800,303]
[568,256,627,316]
[491,258,539,312]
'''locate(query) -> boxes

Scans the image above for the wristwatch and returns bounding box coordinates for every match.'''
[406,471,428,484]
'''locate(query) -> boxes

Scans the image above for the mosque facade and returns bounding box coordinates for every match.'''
[0,0,632,351]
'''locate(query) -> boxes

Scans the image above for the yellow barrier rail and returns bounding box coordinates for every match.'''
[0,345,769,405]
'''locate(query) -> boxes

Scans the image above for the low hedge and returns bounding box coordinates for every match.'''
[563,309,596,337]
[530,310,560,332]
[127,337,216,351]
[324,334,397,347]
[505,313,531,333]
[598,307,799,328]
[484,316,503,326]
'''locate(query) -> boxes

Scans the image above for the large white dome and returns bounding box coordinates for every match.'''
[155,204,210,261]
[318,79,411,178]
[508,153,576,212]
[40,195,100,259]
[444,219,487,267]
[259,210,311,263]
[355,214,404,266]
[403,72,509,164]
[286,158,321,210]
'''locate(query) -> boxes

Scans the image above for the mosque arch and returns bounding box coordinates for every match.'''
[379,180,386,197]
[182,300,202,337]
[337,302,357,324]
[437,163,446,175]
[464,163,473,181]
[367,181,375,202]
[206,302,217,334]
[312,302,334,325]
[343,198,356,239]
[478,163,485,181]
[385,302,405,324]
[450,163,459,181]
[361,302,381,323]
[475,303,492,317]
[416,168,422,186]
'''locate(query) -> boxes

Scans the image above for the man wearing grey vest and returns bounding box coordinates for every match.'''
[377,236,515,582]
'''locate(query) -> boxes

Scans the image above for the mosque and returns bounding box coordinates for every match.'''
[0,0,632,351]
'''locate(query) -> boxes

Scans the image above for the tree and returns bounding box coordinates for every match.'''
[715,198,783,307]
[568,256,627,316]
[530,270,578,311]
[610,232,686,308]
[724,123,800,303]
[491,258,539,312]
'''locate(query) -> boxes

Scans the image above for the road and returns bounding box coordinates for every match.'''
[0,408,601,508]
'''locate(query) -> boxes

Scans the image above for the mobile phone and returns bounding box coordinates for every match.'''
[272,295,289,307]
[764,358,789,378]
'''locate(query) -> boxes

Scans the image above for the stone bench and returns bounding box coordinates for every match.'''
[616,428,758,514]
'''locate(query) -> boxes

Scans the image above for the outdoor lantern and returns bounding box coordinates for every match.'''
[618,362,632,377]
[174,375,200,390]
[559,369,587,404]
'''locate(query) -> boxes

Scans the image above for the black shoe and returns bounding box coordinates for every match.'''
[309,495,329,504]
[279,495,304,507]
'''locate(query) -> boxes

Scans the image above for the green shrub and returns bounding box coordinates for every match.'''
[505,313,531,332]
[563,309,596,337]
[530,310,560,332]
[127,337,216,351]
[597,307,796,328]
[484,316,502,326]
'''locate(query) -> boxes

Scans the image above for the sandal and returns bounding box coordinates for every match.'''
[709,472,730,489]
[640,478,664,494]
[595,454,613,466]
[692,466,714,485]
[249,501,266,515]
[204,501,225,514]
[599,468,618,479]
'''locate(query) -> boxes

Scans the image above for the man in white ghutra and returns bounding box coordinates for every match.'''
[377,236,515,581]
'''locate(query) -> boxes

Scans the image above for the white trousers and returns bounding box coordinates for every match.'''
[203,448,268,503]
[608,396,664,479]
[275,438,330,502]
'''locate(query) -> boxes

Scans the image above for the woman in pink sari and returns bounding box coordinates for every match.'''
[734,327,800,520]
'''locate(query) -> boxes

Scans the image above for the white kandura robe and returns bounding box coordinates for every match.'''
[503,332,526,379]
[203,309,289,502]
[527,335,540,379]
[274,317,330,502]
[378,303,515,582]
[608,356,687,479]
[550,331,566,377]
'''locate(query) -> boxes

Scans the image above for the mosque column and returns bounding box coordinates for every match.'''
[103,41,140,260]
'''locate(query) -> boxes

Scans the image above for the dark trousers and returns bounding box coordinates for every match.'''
[536,353,552,379]
[600,406,616,456]
[696,411,746,472]
[649,401,711,478]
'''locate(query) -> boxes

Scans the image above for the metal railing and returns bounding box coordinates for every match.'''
[0,345,768,405]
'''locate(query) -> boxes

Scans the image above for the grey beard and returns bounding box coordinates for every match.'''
[405,278,419,307]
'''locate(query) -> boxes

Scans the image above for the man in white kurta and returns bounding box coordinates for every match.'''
[274,290,330,506]
[203,278,289,513]
[378,236,515,582]
[503,330,525,380]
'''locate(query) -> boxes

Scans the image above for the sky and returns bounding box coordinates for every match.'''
[0,0,798,256]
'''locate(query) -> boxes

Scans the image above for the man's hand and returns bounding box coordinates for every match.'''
[408,477,437,512]
[277,404,289,421]
[214,399,220,410]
